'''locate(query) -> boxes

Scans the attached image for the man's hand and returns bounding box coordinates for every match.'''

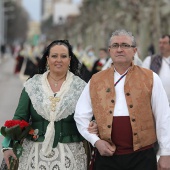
[88,121,98,135]
[158,156,170,170]
[95,140,116,156]
[3,149,17,169]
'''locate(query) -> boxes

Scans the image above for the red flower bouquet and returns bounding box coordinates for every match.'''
[4,120,29,129]
[0,120,38,170]
[1,120,31,151]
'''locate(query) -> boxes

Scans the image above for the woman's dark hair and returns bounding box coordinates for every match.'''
[36,40,84,79]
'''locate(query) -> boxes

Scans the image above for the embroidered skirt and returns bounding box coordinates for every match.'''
[18,139,87,170]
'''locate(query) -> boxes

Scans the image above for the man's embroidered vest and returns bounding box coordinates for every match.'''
[90,65,157,151]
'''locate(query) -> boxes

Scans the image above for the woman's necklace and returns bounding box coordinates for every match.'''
[49,74,66,87]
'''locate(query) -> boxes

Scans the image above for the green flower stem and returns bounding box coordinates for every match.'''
[9,157,19,170]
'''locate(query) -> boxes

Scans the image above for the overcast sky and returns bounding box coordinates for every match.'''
[22,0,82,22]
[22,0,41,21]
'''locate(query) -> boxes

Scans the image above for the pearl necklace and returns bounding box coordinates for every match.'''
[49,74,66,87]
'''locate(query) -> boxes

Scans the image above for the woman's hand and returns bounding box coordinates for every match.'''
[88,120,99,135]
[3,149,17,169]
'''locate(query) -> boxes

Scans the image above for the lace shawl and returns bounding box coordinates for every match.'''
[24,70,86,156]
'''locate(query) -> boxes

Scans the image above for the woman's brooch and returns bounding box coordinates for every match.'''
[49,96,60,112]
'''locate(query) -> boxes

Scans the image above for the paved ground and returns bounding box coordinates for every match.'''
[0,56,23,163]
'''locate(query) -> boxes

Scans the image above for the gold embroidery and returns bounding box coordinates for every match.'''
[49,96,60,112]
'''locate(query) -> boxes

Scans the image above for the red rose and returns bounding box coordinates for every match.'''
[4,120,29,129]
[19,120,29,128]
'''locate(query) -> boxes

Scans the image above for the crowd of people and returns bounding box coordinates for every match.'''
[8,38,143,84]
[1,30,170,170]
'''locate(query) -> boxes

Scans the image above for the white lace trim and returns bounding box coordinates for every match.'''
[24,71,86,156]
[18,139,87,170]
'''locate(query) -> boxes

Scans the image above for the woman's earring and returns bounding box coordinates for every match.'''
[46,64,49,70]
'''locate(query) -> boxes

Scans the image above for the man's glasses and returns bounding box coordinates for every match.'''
[109,43,136,49]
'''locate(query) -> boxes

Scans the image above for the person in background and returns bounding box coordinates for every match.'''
[14,44,24,74]
[80,46,97,82]
[74,29,170,170]
[142,34,170,103]
[73,43,84,61]
[0,44,6,59]
[2,40,96,170]
[147,43,155,56]
[81,46,97,71]
[91,48,109,76]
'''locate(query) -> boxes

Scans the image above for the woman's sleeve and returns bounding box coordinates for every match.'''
[2,88,31,149]
[13,88,31,121]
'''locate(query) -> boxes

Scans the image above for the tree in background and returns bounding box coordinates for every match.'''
[4,1,29,45]
[42,0,170,59]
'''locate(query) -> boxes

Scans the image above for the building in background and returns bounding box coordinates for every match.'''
[41,0,53,21]
[41,0,82,25]
[53,0,80,24]
[0,0,21,58]
[0,0,5,46]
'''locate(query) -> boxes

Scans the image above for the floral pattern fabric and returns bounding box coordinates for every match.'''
[18,139,87,170]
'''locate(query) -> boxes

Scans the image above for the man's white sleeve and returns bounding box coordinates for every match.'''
[74,82,100,146]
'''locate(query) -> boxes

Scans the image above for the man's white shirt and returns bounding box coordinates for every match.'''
[142,56,170,103]
[74,70,170,156]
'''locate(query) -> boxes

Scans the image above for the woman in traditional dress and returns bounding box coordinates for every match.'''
[2,40,94,170]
